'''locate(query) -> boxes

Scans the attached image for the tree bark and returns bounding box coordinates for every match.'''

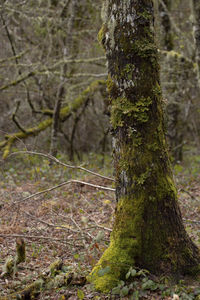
[89,0,200,292]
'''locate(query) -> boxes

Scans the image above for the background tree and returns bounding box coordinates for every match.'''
[89,0,200,292]
[156,0,200,161]
[0,0,200,160]
[0,0,109,159]
[191,0,200,86]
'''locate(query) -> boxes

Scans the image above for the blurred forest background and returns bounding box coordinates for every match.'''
[0,0,199,162]
[0,0,200,299]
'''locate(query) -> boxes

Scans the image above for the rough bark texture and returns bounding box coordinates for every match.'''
[89,0,200,292]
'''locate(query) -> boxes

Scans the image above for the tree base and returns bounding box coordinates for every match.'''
[88,238,200,293]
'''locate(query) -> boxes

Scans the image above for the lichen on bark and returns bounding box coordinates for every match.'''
[89,0,200,292]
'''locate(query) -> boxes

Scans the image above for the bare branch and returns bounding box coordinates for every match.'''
[11,150,115,182]
[0,49,29,65]
[12,101,27,133]
[0,71,36,91]
[23,211,79,233]
[0,80,106,158]
[0,234,73,245]
[0,57,106,91]
[13,179,115,204]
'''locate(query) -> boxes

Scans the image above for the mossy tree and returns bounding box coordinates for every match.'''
[89,0,200,292]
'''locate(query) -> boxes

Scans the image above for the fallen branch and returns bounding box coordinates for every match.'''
[0,234,74,245]
[85,224,112,232]
[23,211,79,233]
[13,179,115,204]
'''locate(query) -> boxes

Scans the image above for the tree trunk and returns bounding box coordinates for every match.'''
[89,0,200,292]
[158,0,173,51]
[157,0,184,162]
[50,0,76,157]
[191,0,200,86]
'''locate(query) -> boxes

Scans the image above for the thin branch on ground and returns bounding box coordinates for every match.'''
[85,224,112,232]
[23,211,79,233]
[0,234,74,245]
[183,218,200,225]
[10,150,115,182]
[13,179,115,204]
[70,213,94,240]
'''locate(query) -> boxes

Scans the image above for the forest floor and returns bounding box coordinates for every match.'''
[0,151,200,299]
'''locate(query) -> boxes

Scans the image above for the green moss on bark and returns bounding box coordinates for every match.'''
[89,0,200,293]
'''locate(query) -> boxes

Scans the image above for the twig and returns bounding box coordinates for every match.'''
[183,218,200,225]
[70,212,94,242]
[23,211,79,233]
[0,49,29,65]
[0,71,36,91]
[13,179,115,204]
[158,0,181,38]
[12,101,27,133]
[70,73,107,78]
[179,188,195,199]
[0,57,106,91]
[158,0,194,54]
[85,224,112,232]
[0,234,73,245]
[93,223,112,232]
[10,150,115,182]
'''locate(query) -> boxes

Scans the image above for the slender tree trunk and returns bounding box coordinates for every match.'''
[50,0,76,157]
[89,0,200,292]
[191,0,200,86]
[158,0,173,51]
[157,0,183,162]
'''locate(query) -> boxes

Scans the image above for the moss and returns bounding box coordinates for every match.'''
[16,238,26,264]
[2,257,14,275]
[89,1,200,292]
[88,201,138,292]
[138,10,152,20]
[49,258,63,276]
[97,24,108,47]
[2,137,15,159]
[120,63,135,80]
[106,74,118,97]
[111,95,152,129]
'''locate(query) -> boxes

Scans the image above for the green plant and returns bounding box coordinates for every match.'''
[111,267,199,299]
